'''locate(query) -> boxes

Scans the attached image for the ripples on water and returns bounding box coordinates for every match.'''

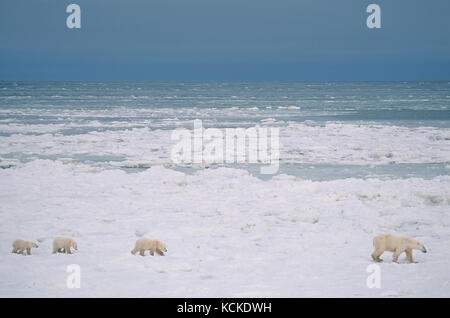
[0,81,449,180]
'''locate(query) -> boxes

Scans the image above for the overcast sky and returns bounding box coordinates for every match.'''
[0,0,449,81]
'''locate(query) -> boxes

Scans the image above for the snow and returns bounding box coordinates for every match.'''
[0,161,449,297]
[1,122,449,169]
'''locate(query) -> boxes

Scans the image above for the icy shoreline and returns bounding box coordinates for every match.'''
[1,122,449,170]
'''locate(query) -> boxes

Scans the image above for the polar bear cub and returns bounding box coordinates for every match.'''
[12,239,38,255]
[371,234,427,263]
[131,238,167,256]
[52,237,78,254]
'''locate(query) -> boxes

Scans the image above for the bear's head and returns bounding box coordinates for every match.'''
[409,238,427,253]
[31,242,38,248]
[157,241,167,253]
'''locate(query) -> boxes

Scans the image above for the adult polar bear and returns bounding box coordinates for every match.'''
[371,234,427,263]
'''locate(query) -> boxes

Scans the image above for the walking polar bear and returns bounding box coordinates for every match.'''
[52,237,78,254]
[12,239,38,255]
[131,238,167,256]
[371,234,427,263]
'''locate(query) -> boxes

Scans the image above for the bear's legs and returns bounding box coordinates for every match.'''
[139,249,145,256]
[392,248,405,263]
[149,249,154,256]
[371,248,384,262]
[405,249,416,263]
[12,248,17,253]
[131,248,138,255]
[65,245,72,254]
[26,248,31,255]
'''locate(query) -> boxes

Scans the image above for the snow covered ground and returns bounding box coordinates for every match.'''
[0,161,449,297]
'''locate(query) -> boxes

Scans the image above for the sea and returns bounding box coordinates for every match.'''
[1,81,449,180]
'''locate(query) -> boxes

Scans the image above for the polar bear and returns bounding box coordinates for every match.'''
[12,239,38,255]
[371,234,427,263]
[52,237,78,254]
[131,238,167,256]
